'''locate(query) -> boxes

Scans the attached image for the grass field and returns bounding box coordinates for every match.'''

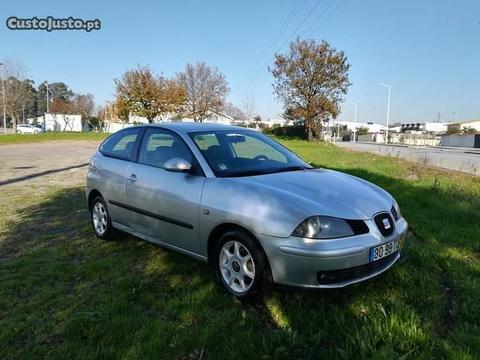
[0,132,109,145]
[0,138,479,359]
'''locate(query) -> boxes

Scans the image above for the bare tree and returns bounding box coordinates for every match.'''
[0,58,29,133]
[242,94,256,121]
[72,93,95,123]
[176,62,229,122]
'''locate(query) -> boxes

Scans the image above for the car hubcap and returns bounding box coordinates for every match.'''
[92,202,108,235]
[219,241,255,293]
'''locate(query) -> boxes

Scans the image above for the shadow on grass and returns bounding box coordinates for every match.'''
[0,163,89,187]
[0,166,479,359]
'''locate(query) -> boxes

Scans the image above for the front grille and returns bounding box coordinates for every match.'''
[391,206,399,221]
[346,219,369,235]
[374,212,395,237]
[317,251,398,285]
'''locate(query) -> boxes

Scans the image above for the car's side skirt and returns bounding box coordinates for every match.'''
[111,221,208,263]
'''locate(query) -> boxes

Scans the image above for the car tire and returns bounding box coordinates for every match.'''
[90,196,116,240]
[17,131,22,134]
[214,229,271,300]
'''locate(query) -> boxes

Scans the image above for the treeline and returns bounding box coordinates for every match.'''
[2,37,352,140]
[0,60,96,131]
[113,62,241,123]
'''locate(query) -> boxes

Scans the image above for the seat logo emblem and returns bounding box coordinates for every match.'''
[382,218,391,229]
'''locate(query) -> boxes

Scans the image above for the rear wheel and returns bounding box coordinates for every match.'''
[214,229,271,300]
[90,196,116,240]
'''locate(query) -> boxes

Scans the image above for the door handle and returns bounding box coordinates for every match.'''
[127,174,137,183]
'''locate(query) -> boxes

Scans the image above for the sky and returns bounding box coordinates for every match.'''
[1,0,479,124]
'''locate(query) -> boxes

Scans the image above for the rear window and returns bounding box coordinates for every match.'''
[100,127,141,160]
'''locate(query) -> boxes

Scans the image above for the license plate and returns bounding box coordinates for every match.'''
[369,239,400,262]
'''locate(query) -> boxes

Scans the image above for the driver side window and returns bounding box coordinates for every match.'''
[139,129,193,169]
[230,135,287,163]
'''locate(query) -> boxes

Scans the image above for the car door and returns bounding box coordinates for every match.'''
[94,127,142,227]
[124,127,206,255]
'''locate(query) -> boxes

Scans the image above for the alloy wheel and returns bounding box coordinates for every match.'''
[219,240,256,293]
[92,201,108,236]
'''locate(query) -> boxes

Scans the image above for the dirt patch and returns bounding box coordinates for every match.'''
[0,140,101,189]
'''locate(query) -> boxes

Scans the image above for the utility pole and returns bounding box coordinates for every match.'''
[350,102,357,142]
[437,112,440,123]
[452,112,456,123]
[45,81,49,113]
[22,103,25,123]
[0,63,6,135]
[378,83,391,144]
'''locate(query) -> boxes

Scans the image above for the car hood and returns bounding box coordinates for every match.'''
[232,168,394,220]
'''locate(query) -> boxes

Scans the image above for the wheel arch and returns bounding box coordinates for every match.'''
[87,189,103,211]
[207,223,272,274]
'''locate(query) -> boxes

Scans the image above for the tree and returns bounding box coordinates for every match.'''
[242,94,256,121]
[0,59,30,132]
[49,98,72,114]
[72,93,95,125]
[36,82,73,115]
[176,62,229,122]
[270,38,351,140]
[462,126,477,135]
[20,79,37,122]
[356,126,368,135]
[223,102,245,120]
[114,66,185,123]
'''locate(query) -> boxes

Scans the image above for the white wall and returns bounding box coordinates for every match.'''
[44,113,82,132]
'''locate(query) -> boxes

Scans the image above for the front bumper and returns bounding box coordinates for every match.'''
[256,218,408,288]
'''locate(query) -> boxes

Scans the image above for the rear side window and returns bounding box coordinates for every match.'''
[100,127,141,160]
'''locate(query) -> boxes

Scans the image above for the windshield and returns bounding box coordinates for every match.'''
[190,130,311,177]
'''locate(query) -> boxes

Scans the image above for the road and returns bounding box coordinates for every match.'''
[336,142,480,176]
[0,140,99,188]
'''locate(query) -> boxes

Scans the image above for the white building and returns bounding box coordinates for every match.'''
[400,122,448,134]
[28,113,83,132]
[446,119,480,133]
[262,118,295,128]
[335,121,388,133]
[104,112,236,133]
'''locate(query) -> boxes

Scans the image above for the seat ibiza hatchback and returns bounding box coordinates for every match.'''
[86,123,408,298]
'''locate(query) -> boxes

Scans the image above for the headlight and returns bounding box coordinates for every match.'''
[393,200,402,220]
[292,216,354,239]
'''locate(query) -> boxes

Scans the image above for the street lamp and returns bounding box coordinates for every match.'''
[44,81,49,113]
[378,82,391,144]
[0,63,6,135]
[350,102,357,142]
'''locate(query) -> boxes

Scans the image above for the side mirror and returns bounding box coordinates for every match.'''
[163,158,193,172]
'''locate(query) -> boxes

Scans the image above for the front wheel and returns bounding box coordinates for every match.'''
[90,196,116,240]
[215,229,271,300]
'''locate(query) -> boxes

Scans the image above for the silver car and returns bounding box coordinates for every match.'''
[86,123,408,298]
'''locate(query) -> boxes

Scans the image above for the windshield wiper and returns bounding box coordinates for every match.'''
[226,170,270,177]
[267,166,311,174]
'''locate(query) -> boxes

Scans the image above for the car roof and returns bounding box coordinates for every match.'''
[139,122,254,135]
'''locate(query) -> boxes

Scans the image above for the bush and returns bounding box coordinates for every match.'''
[356,126,369,135]
[463,127,478,135]
[262,125,306,139]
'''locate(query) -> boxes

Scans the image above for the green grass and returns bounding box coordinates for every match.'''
[0,132,109,144]
[1,139,479,359]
